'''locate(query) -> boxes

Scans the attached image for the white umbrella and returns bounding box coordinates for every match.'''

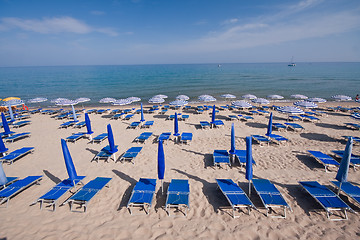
[99,98,116,103]
[291,94,308,99]
[176,95,190,101]
[221,94,236,99]
[198,95,216,102]
[2,99,25,121]
[126,97,141,103]
[242,94,257,100]
[75,97,91,103]
[267,94,284,100]
[332,95,352,101]
[149,97,165,104]
[351,113,360,121]
[294,101,318,108]
[55,99,78,106]
[51,98,70,103]
[169,100,188,107]
[28,97,48,103]
[277,106,304,115]
[112,99,132,106]
[252,98,270,105]
[231,100,252,108]
[153,94,168,99]
[307,97,326,103]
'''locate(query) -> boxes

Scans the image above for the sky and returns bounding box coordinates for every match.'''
[0,0,359,66]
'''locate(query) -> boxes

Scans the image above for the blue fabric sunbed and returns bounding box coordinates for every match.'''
[0,147,34,164]
[227,115,239,121]
[0,177,18,190]
[272,123,286,131]
[96,109,108,114]
[181,115,189,121]
[5,132,31,143]
[91,133,108,143]
[124,114,134,120]
[307,150,339,172]
[0,175,42,207]
[111,113,125,120]
[233,150,256,167]
[34,176,85,211]
[238,115,254,121]
[212,120,224,128]
[266,133,288,144]
[213,150,231,167]
[332,150,360,170]
[73,121,86,128]
[180,132,193,144]
[331,181,360,207]
[299,181,353,220]
[12,120,31,128]
[66,177,111,212]
[165,179,190,216]
[300,114,320,122]
[284,122,304,131]
[127,178,157,215]
[134,132,152,143]
[128,121,141,129]
[141,121,154,128]
[288,115,302,121]
[158,132,171,142]
[251,135,271,145]
[93,145,118,162]
[118,147,143,163]
[200,121,210,129]
[252,179,291,218]
[66,132,86,142]
[216,179,255,218]
[60,121,77,129]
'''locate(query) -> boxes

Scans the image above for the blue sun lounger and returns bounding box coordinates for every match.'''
[213,150,231,167]
[96,109,108,114]
[233,150,256,167]
[227,115,239,121]
[332,150,360,170]
[60,121,77,129]
[212,120,224,128]
[127,178,157,215]
[216,179,255,218]
[111,113,125,120]
[266,133,288,144]
[73,121,86,128]
[343,136,360,144]
[124,114,134,120]
[251,135,271,145]
[128,121,141,129]
[252,179,292,218]
[66,177,111,212]
[272,123,286,131]
[200,121,210,129]
[0,147,34,164]
[134,132,152,143]
[288,115,302,121]
[0,177,18,190]
[34,176,85,211]
[345,123,360,130]
[299,181,353,220]
[141,121,154,128]
[284,122,304,131]
[5,132,31,143]
[0,175,42,207]
[118,147,143,163]
[180,132,193,144]
[307,151,339,172]
[165,179,190,216]
[12,120,31,128]
[66,132,86,142]
[158,132,171,142]
[93,145,118,162]
[301,114,320,122]
[238,115,254,121]
[331,181,360,207]
[181,115,189,121]
[91,133,108,143]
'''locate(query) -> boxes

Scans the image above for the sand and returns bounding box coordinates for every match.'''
[1,101,360,240]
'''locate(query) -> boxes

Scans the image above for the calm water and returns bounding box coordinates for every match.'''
[0,62,359,106]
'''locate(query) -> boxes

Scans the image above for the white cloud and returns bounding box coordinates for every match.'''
[222,18,239,25]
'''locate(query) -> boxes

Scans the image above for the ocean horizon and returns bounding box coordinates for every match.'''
[1,62,359,107]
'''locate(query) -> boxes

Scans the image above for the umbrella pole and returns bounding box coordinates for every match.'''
[248,180,251,196]
[161,180,164,195]
[337,182,342,195]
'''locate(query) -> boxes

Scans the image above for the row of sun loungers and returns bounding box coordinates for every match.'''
[0,147,34,164]
[213,150,257,168]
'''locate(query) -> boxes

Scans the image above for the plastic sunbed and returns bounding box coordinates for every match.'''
[86,109,97,114]
[233,150,256,167]
[257,109,270,115]
[266,133,288,144]
[212,120,224,128]
[251,135,271,145]
[180,132,193,144]
[0,177,18,190]
[252,179,292,218]
[66,132,86,142]
[158,132,171,142]
[5,132,31,143]
[60,121,77,129]
[213,150,231,167]
[134,132,152,143]
[141,121,154,128]
[331,181,360,207]
[307,150,340,172]
[288,115,302,121]
[216,179,255,218]
[73,121,86,128]
[66,177,111,212]
[34,176,86,211]
[96,109,108,114]
[93,145,118,162]
[0,175,42,207]
[118,147,143,163]
[128,121,141,129]
[124,114,134,120]
[284,122,304,131]
[165,179,190,216]
[272,123,286,131]
[238,115,254,121]
[91,133,108,143]
[12,120,31,128]
[111,113,125,120]
[160,109,168,114]
[181,115,189,121]
[227,115,239,121]
[299,181,353,221]
[127,178,157,215]
[300,114,320,122]
[0,147,34,164]
[200,121,210,129]
[332,150,360,170]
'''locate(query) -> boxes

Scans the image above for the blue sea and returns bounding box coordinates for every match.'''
[0,62,359,106]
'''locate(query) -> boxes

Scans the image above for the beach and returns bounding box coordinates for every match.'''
[1,101,360,240]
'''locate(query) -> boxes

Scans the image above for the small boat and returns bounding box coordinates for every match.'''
[288,57,296,67]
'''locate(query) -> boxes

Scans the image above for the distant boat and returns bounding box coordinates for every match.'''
[218,64,222,68]
[288,57,296,67]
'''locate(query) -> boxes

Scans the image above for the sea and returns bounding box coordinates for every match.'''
[0,62,359,107]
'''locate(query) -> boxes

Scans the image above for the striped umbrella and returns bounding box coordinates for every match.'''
[153,94,168,99]
[28,97,48,103]
[307,97,326,103]
[149,97,165,104]
[277,106,304,115]
[169,100,188,107]
[294,101,318,108]
[221,94,236,99]
[99,98,116,103]
[198,95,216,102]
[291,94,308,99]
[252,98,270,105]
[176,95,190,101]
[242,94,257,100]
[351,113,360,121]
[51,98,70,103]
[332,95,352,101]
[231,100,252,108]
[126,97,141,103]
[267,95,284,100]
[112,99,132,106]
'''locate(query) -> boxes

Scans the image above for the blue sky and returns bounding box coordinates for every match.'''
[0,0,359,66]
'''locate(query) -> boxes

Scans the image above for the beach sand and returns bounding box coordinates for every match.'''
[1,102,360,240]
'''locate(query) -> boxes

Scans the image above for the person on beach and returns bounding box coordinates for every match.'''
[356,94,359,101]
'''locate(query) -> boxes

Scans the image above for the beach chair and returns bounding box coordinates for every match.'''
[301,114,320,122]
[180,132,193,144]
[332,150,360,170]
[134,132,153,143]
[257,109,270,115]
[0,177,18,190]
[252,179,292,218]
[160,109,168,114]
[93,145,118,162]
[238,115,254,121]
[86,109,97,114]
[345,123,360,130]
[60,121,77,129]
[66,177,111,212]
[5,132,31,143]
[307,150,340,172]
[216,179,255,218]
[331,181,360,207]
[118,147,143,163]
[91,133,108,143]
[284,122,304,131]
[251,135,270,145]
[0,147,34,164]
[96,109,108,114]
[33,176,86,211]
[213,150,231,168]
[227,115,239,121]
[111,113,125,120]
[141,121,154,128]
[249,110,259,115]
[272,123,286,131]
[128,121,141,129]
[127,178,157,215]
[299,181,353,220]
[158,132,171,142]
[181,115,189,121]
[66,132,86,142]
[233,150,256,167]
[266,133,288,144]
[165,179,190,216]
[73,121,86,128]
[0,175,42,207]
[12,120,31,128]
[212,120,224,128]
[288,115,302,121]
[124,114,134,120]
[199,121,210,129]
